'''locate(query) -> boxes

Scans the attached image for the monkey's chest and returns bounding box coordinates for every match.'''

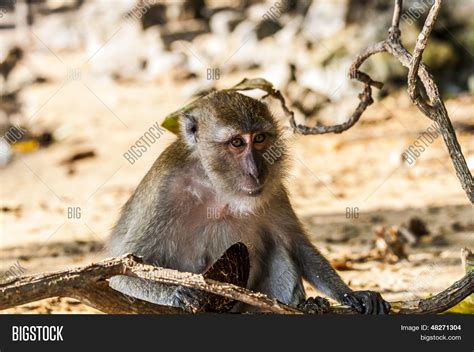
[167,205,265,275]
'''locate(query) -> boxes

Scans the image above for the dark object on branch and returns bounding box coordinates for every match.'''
[189,242,250,312]
[1,243,472,314]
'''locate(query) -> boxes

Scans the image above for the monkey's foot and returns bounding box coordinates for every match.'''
[173,287,209,313]
[297,296,330,314]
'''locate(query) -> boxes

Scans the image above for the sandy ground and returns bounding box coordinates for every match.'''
[0,51,473,313]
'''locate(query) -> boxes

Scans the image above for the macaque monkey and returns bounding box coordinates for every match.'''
[109,91,390,314]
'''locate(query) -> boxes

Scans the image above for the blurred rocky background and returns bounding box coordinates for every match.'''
[1,0,473,131]
[0,0,473,313]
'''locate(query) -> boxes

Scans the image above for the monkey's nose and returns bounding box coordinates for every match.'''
[249,171,260,184]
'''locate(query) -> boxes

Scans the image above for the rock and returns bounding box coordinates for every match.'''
[142,28,186,81]
[209,10,245,36]
[302,0,349,41]
[260,62,291,90]
[160,19,209,49]
[179,0,207,20]
[346,0,391,25]
[140,4,167,29]
[342,224,360,238]
[422,40,457,70]
[457,24,474,59]
[212,19,259,71]
[285,81,330,117]
[0,138,12,167]
[468,75,474,94]
[254,19,282,40]
[86,23,146,80]
[32,10,82,50]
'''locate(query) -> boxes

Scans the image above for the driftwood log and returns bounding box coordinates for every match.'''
[1,243,472,314]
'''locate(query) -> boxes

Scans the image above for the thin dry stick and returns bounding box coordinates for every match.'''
[1,255,472,314]
[291,0,474,203]
[407,0,441,102]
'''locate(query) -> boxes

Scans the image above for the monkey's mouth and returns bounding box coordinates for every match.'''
[241,186,263,197]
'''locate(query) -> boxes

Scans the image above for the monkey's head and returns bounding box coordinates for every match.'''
[180,91,287,213]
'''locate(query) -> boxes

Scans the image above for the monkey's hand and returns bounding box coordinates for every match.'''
[342,291,391,314]
[297,296,330,314]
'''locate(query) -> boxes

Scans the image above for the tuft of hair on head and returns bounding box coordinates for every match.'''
[179,91,279,147]
[204,91,276,131]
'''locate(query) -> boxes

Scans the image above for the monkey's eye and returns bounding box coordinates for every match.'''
[253,133,266,143]
[231,137,245,148]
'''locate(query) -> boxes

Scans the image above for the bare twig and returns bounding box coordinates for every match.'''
[407,0,441,102]
[391,0,402,28]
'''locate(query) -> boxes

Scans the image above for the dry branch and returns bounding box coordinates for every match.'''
[0,253,300,314]
[1,253,472,315]
[391,271,473,314]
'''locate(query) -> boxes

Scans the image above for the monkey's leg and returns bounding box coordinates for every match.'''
[110,275,209,312]
[109,275,183,308]
[257,248,306,307]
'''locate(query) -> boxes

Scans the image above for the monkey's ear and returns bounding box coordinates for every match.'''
[180,111,198,147]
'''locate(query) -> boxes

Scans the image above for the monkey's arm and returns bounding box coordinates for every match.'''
[295,234,390,314]
[296,237,351,301]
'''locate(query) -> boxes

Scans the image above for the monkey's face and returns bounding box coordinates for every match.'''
[199,124,287,213]
[180,91,287,213]
[209,130,277,196]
